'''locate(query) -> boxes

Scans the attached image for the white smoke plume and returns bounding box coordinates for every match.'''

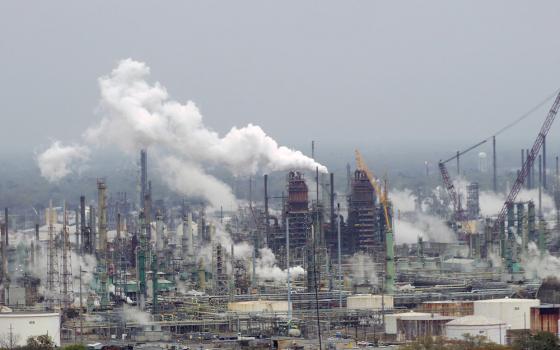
[256,247,305,282]
[37,59,326,208]
[122,304,152,324]
[394,212,456,244]
[36,141,89,182]
[196,221,305,283]
[479,189,555,218]
[390,188,416,213]
[160,156,237,209]
[349,252,378,286]
[522,242,560,280]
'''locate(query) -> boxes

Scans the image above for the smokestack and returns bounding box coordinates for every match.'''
[346,163,351,195]
[557,156,559,183]
[90,206,96,254]
[1,224,6,305]
[456,150,460,176]
[527,149,532,189]
[264,174,269,247]
[97,180,107,254]
[75,208,80,246]
[3,208,7,247]
[532,149,536,190]
[117,213,121,241]
[543,135,547,190]
[35,224,39,242]
[140,149,148,210]
[330,173,335,235]
[144,181,152,240]
[80,195,86,252]
[311,140,315,159]
[521,149,525,187]
[492,136,497,192]
[156,210,164,251]
[539,155,543,215]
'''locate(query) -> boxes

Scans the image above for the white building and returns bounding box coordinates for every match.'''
[0,312,60,347]
[474,298,539,330]
[446,315,507,345]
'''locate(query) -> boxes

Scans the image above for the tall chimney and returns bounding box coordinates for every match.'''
[521,149,525,187]
[117,213,121,241]
[330,173,335,235]
[140,149,148,210]
[90,206,96,254]
[264,174,269,247]
[97,180,107,254]
[527,149,532,188]
[144,181,152,240]
[492,136,497,192]
[3,208,7,247]
[80,195,86,252]
[543,135,547,190]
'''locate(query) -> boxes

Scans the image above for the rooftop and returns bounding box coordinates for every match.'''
[447,315,505,326]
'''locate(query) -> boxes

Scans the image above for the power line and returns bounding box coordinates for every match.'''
[442,88,560,162]
[492,88,560,138]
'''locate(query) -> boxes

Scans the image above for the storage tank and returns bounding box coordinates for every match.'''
[0,312,60,346]
[347,294,394,311]
[446,315,507,345]
[474,298,539,330]
[228,300,289,313]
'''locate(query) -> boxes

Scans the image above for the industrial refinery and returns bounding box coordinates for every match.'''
[5,2,560,350]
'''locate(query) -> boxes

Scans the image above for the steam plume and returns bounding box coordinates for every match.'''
[36,141,89,182]
[37,58,327,207]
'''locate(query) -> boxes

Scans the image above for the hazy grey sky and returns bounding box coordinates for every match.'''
[2,1,560,157]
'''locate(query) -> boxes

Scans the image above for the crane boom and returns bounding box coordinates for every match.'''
[438,161,466,221]
[492,91,560,236]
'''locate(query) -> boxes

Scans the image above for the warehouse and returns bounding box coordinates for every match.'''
[474,298,539,330]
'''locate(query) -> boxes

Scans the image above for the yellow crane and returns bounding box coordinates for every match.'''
[354,150,395,294]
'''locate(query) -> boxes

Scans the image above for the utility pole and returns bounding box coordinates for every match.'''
[286,217,291,321]
[337,203,342,309]
[493,136,497,192]
[79,266,84,344]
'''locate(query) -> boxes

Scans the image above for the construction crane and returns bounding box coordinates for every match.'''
[354,150,395,294]
[438,139,488,222]
[492,91,560,238]
[436,90,560,222]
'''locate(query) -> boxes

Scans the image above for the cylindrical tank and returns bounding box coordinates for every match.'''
[446,315,506,345]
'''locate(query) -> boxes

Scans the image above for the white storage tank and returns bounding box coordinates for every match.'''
[446,315,507,345]
[228,300,289,313]
[347,294,394,311]
[0,312,60,347]
[474,298,539,330]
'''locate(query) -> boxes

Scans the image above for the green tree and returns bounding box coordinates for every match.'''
[513,331,560,350]
[25,335,55,350]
